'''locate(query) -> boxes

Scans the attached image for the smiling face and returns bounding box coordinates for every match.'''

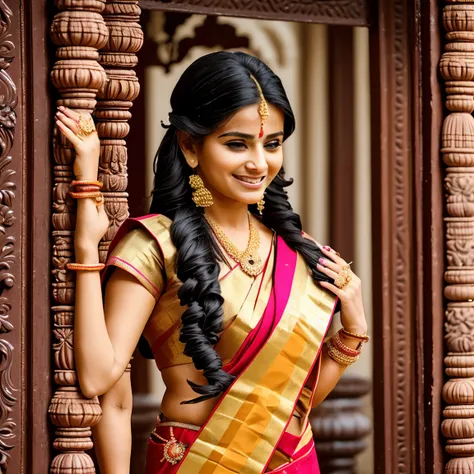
[180,103,285,209]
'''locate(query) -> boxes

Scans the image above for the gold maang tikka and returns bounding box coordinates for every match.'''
[250,75,269,138]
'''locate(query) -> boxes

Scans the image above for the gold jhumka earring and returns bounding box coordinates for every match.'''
[250,75,269,138]
[189,173,213,208]
[257,197,265,215]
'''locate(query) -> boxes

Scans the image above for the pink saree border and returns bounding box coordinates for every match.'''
[222,235,294,376]
[106,255,160,295]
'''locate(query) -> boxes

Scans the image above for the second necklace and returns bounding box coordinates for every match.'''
[204,213,263,277]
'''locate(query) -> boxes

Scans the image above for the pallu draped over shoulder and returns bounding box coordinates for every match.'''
[103,214,337,474]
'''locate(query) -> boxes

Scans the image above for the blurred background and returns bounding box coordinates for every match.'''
[126,12,373,473]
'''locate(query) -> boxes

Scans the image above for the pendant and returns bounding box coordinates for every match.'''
[161,439,187,465]
[240,251,263,277]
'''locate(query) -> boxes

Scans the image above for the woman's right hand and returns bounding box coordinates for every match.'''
[55,107,109,258]
[55,106,101,181]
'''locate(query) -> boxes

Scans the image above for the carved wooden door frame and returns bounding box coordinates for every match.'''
[131,1,446,472]
[2,0,446,472]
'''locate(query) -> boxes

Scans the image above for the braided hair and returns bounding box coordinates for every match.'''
[149,51,331,403]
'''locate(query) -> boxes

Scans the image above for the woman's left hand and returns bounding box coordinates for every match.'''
[316,246,367,334]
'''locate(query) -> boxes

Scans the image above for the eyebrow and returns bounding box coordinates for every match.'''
[218,131,284,140]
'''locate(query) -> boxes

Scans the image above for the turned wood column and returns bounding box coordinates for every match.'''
[440,3,474,472]
[96,3,145,469]
[96,0,143,262]
[312,376,371,473]
[49,2,108,472]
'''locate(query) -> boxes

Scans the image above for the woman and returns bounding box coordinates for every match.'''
[55,51,368,474]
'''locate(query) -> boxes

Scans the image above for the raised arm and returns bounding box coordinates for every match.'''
[55,107,156,398]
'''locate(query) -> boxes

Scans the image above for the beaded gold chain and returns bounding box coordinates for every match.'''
[204,213,263,277]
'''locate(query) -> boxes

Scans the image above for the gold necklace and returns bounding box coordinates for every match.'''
[204,213,263,277]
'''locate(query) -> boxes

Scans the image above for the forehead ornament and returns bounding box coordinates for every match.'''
[250,75,269,139]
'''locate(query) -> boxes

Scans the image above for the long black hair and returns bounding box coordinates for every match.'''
[149,51,331,403]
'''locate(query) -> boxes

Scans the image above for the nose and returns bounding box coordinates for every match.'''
[245,147,268,174]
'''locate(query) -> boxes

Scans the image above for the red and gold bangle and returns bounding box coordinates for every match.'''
[69,191,102,199]
[332,330,361,357]
[73,185,102,193]
[66,263,105,271]
[341,327,370,343]
[325,338,359,366]
[71,180,103,189]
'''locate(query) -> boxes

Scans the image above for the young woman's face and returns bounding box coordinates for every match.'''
[190,103,285,207]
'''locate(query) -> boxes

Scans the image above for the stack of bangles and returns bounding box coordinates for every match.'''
[66,180,105,273]
[325,328,370,366]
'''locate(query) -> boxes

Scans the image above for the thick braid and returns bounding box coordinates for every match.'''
[254,170,330,284]
[150,128,234,403]
[171,209,235,404]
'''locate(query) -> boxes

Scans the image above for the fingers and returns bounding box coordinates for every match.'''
[58,106,81,122]
[319,280,344,298]
[320,245,347,266]
[317,261,338,280]
[56,111,79,135]
[55,119,80,147]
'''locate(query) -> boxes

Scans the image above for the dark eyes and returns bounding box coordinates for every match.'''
[265,140,282,150]
[225,140,282,151]
[225,141,247,150]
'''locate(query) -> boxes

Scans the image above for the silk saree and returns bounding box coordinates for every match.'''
[104,214,337,474]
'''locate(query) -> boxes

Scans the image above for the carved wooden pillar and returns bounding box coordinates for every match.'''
[49,2,108,472]
[95,3,145,469]
[311,375,371,473]
[96,0,143,262]
[440,3,474,472]
[0,1,18,469]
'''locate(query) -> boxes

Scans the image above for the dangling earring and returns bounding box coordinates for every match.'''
[189,174,213,208]
[257,197,265,215]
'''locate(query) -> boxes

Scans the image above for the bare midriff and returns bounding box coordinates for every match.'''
[160,364,303,435]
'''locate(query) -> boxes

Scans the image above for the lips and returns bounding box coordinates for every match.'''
[233,175,265,184]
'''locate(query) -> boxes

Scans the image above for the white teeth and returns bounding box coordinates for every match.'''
[235,176,263,184]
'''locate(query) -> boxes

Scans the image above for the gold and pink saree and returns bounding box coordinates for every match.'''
[104,214,337,474]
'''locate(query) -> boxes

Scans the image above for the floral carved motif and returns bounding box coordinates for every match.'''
[445,304,474,353]
[0,0,18,469]
[140,0,369,25]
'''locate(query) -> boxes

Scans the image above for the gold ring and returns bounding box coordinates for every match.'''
[334,268,352,289]
[76,114,96,139]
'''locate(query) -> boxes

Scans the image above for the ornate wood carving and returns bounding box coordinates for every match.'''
[370,0,425,471]
[96,0,143,262]
[141,13,250,72]
[49,1,108,472]
[441,3,474,471]
[139,0,369,26]
[0,0,18,469]
[311,375,371,473]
